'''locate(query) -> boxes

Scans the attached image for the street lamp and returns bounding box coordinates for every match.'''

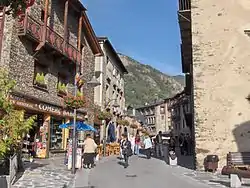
[102,98,120,156]
[71,74,100,174]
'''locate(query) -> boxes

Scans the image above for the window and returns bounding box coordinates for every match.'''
[161,115,164,120]
[34,61,48,89]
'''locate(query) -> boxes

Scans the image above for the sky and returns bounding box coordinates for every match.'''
[82,0,182,75]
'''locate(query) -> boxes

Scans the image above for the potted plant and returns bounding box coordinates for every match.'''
[97,111,113,122]
[57,82,67,96]
[34,72,47,88]
[123,120,130,127]
[117,119,123,126]
[77,90,83,99]
[63,94,85,109]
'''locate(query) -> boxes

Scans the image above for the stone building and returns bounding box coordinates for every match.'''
[94,37,128,141]
[178,0,250,168]
[167,91,192,139]
[136,100,170,135]
[0,1,102,157]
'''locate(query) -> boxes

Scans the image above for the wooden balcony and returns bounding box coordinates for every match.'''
[178,0,191,11]
[17,15,81,64]
[178,0,192,73]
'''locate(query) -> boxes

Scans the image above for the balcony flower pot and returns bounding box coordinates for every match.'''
[97,111,113,122]
[34,73,47,89]
[57,82,67,96]
[130,124,138,129]
[63,95,85,109]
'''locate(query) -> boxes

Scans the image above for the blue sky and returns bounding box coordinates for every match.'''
[82,0,182,75]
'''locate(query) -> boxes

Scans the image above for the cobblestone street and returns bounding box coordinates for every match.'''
[13,155,74,188]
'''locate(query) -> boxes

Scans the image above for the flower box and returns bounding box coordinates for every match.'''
[63,95,85,109]
[34,73,47,89]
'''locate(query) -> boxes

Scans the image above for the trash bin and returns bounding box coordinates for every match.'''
[204,155,219,172]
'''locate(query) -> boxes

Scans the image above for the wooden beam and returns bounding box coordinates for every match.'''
[64,0,69,41]
[78,12,83,50]
[35,0,49,51]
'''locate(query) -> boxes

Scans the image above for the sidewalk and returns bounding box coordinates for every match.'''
[13,155,75,188]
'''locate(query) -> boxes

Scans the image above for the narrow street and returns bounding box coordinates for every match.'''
[75,156,224,188]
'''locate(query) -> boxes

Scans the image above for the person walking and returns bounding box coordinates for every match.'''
[83,133,97,169]
[134,132,140,155]
[179,133,184,155]
[155,131,163,158]
[129,134,135,155]
[121,134,132,168]
[143,134,153,159]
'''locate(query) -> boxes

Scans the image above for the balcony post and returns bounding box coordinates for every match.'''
[77,12,83,50]
[35,0,49,51]
[78,12,83,69]
[64,0,69,41]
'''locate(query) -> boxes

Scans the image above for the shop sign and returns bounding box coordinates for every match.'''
[9,94,85,119]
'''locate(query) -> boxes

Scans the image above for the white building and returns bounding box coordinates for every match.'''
[94,37,128,140]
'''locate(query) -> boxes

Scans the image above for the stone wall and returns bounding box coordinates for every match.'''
[192,0,250,168]
[1,1,95,119]
[81,39,96,124]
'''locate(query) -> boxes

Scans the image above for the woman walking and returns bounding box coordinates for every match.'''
[121,134,132,168]
[134,132,140,155]
[83,133,97,169]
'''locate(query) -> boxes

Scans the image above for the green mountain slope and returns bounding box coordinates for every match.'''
[119,54,184,108]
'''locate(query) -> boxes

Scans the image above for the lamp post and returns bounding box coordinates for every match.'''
[71,74,100,174]
[102,99,119,157]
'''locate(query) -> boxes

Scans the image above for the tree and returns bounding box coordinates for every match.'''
[0,0,35,17]
[0,68,35,170]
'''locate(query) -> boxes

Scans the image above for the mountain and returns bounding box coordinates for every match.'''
[118,54,184,108]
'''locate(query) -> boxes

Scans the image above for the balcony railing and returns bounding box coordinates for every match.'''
[17,15,81,64]
[179,0,191,11]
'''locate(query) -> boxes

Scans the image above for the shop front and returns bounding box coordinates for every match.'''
[9,93,86,158]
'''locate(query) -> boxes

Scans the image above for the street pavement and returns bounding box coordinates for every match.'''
[13,155,75,188]
[75,155,228,188]
[13,154,250,188]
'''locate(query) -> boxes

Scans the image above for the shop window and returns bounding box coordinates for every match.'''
[50,117,65,150]
[33,61,48,90]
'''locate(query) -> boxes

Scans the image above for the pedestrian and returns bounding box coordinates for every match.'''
[129,134,135,155]
[169,136,176,152]
[134,132,141,155]
[121,134,132,168]
[179,133,184,155]
[143,134,153,159]
[82,133,97,169]
[155,131,163,158]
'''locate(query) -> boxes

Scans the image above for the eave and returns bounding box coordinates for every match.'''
[178,7,192,74]
[82,11,103,56]
[98,37,128,74]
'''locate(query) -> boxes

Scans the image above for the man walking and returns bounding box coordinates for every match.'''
[155,131,163,158]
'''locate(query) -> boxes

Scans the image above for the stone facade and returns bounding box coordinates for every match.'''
[0,1,99,124]
[179,0,250,169]
[167,91,191,138]
[136,100,170,135]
